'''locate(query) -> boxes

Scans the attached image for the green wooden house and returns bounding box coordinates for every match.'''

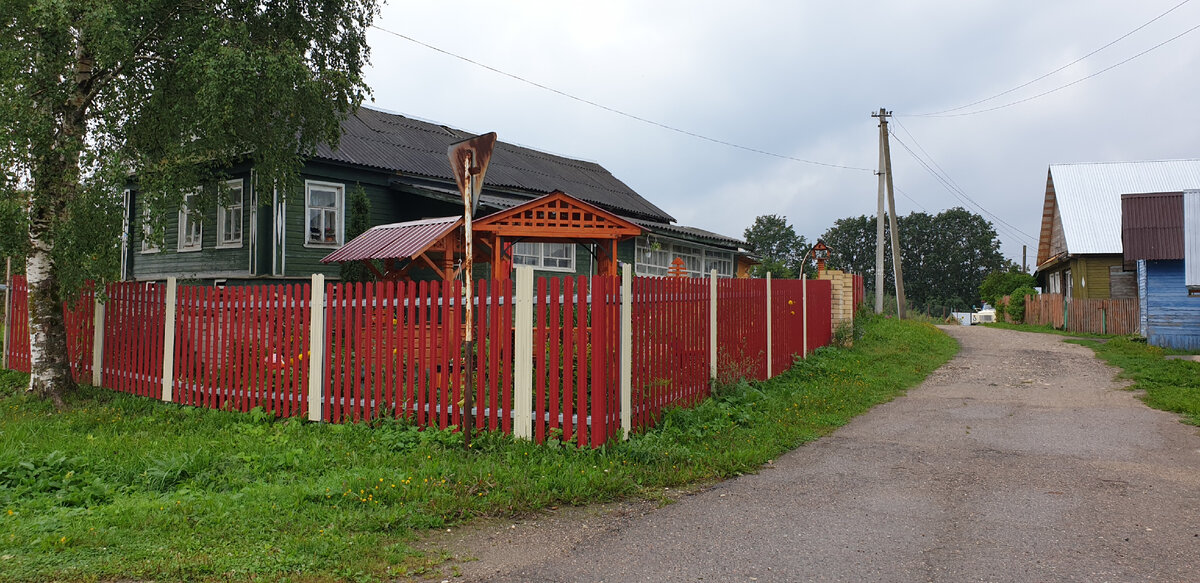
[123,107,749,284]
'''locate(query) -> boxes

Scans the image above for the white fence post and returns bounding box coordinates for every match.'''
[161,277,177,402]
[307,273,326,422]
[709,269,717,381]
[766,272,773,378]
[513,266,534,440]
[91,293,104,387]
[620,263,632,440]
[802,276,808,359]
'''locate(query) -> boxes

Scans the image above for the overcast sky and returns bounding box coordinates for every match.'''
[362,1,1200,265]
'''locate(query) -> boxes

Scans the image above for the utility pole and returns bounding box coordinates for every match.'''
[1022,244,1028,273]
[872,108,906,319]
[873,113,886,314]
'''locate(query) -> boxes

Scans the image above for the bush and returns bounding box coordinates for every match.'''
[1006,285,1037,323]
[979,270,1036,307]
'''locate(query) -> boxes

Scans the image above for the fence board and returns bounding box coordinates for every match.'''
[806,279,833,350]
[1023,293,1138,335]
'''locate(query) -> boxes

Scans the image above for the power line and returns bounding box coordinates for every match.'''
[912,20,1200,118]
[370,24,875,172]
[913,0,1191,116]
[893,185,927,211]
[890,131,1033,245]
[887,123,1038,245]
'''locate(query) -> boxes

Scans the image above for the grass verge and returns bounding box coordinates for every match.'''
[0,315,956,582]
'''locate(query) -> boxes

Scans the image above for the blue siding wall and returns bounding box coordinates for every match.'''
[1144,260,1200,350]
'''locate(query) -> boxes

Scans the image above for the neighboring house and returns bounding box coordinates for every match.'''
[1121,191,1200,350]
[123,107,750,283]
[1034,159,1200,299]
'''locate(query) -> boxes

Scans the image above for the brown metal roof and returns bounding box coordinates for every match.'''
[1121,192,1184,261]
[321,216,461,263]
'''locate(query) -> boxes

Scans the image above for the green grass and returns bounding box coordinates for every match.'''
[0,315,956,582]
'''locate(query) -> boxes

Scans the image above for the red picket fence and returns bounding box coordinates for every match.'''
[769,279,833,376]
[630,276,710,433]
[805,279,834,351]
[323,280,466,427]
[471,279,515,435]
[716,279,768,382]
[4,276,95,380]
[532,275,620,447]
[103,282,166,398]
[173,283,310,415]
[65,288,97,381]
[5,273,846,446]
[6,276,29,373]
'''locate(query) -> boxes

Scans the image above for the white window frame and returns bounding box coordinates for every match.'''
[635,235,735,278]
[635,236,670,277]
[673,244,703,277]
[704,249,734,278]
[216,178,244,249]
[177,188,203,252]
[511,242,576,272]
[140,199,160,254]
[304,180,344,248]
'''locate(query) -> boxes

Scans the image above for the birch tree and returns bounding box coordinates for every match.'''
[0,0,378,405]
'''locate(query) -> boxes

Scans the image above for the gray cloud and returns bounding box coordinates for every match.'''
[365,1,1200,264]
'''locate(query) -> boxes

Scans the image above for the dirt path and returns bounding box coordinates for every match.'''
[415,326,1200,582]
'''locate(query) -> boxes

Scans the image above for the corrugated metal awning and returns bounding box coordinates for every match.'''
[1121,192,1183,261]
[321,216,461,263]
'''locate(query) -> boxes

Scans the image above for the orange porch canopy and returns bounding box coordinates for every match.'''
[322,191,642,281]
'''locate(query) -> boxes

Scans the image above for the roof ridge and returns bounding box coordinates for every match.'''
[372,216,460,229]
[1051,158,1200,168]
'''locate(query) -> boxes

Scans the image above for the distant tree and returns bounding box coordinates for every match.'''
[821,207,1007,311]
[0,1,379,405]
[743,214,808,278]
[340,184,373,283]
[904,207,1007,310]
[820,214,875,279]
[979,269,1038,307]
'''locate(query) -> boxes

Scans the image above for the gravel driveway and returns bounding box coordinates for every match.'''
[419,325,1200,583]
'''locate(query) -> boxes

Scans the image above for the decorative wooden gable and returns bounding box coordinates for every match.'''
[474,190,641,240]
[1036,171,1069,270]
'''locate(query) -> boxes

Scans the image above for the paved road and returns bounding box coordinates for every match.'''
[444,326,1200,582]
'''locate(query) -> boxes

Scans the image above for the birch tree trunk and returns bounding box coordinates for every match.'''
[25,42,92,406]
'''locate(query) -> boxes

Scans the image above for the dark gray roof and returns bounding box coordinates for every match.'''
[314,107,675,223]
[632,219,747,250]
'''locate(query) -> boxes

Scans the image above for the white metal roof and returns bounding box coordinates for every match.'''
[1050,159,1200,255]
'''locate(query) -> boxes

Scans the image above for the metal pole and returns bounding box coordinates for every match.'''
[462,165,475,449]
